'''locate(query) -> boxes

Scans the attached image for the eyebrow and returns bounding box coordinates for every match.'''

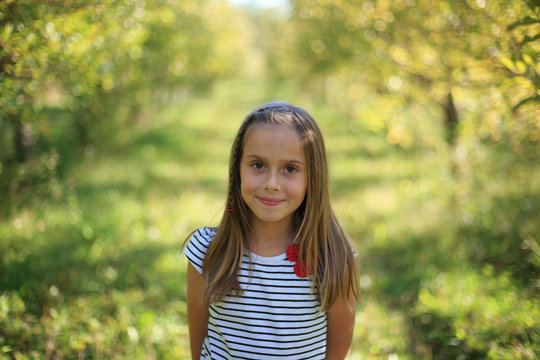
[244,154,304,165]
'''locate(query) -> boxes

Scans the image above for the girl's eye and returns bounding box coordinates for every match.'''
[252,162,264,170]
[284,165,297,174]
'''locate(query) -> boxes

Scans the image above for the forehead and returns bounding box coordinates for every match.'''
[242,124,304,159]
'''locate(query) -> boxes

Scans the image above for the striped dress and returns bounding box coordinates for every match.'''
[184,227,327,360]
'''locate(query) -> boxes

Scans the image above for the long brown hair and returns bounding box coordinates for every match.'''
[194,102,360,310]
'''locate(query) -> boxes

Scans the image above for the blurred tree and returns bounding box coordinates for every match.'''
[0,0,246,163]
[0,0,249,212]
[279,1,540,357]
[285,0,539,150]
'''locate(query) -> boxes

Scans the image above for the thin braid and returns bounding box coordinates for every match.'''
[227,118,251,207]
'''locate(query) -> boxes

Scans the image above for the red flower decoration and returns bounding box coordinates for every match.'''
[286,244,299,262]
[287,244,310,278]
[294,262,308,278]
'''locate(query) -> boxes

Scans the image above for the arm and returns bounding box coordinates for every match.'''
[326,290,356,360]
[187,262,210,360]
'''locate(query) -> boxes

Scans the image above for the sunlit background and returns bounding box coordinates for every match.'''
[1,0,539,359]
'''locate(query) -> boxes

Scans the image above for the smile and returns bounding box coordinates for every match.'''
[258,197,283,206]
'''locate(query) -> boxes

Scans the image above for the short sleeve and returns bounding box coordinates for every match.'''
[184,227,216,274]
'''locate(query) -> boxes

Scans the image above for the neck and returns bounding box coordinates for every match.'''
[248,218,295,257]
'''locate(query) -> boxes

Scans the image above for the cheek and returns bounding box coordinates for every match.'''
[297,185,307,202]
[288,178,307,201]
[240,170,257,195]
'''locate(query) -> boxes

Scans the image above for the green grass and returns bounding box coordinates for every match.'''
[1,77,539,359]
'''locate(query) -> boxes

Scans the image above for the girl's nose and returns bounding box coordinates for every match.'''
[264,171,280,191]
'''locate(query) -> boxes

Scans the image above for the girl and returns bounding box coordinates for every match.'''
[184,102,361,360]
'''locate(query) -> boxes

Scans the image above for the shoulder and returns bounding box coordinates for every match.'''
[189,227,217,247]
[184,227,217,274]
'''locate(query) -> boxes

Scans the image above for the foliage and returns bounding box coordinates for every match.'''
[413,268,540,359]
[0,0,539,358]
[0,0,248,212]
[275,0,540,357]
[285,0,540,149]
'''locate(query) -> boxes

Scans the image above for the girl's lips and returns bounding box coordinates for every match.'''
[258,197,283,206]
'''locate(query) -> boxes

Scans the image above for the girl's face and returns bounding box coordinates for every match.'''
[239,124,307,229]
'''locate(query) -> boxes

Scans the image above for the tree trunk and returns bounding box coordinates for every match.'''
[443,91,461,179]
[444,91,459,146]
[12,115,32,163]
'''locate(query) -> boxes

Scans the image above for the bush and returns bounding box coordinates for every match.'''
[412,267,540,359]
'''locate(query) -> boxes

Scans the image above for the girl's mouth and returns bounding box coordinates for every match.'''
[258,197,283,206]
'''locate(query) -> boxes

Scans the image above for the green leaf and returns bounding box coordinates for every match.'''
[524,0,540,13]
[512,94,540,111]
[500,56,515,71]
[523,53,534,65]
[2,23,14,40]
[522,33,540,45]
[507,16,540,31]
[516,60,527,73]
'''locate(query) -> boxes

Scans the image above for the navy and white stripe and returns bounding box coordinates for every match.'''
[185,227,327,359]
